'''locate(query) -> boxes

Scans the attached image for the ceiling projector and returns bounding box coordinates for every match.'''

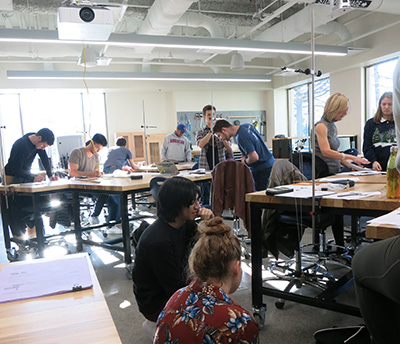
[57,6,114,41]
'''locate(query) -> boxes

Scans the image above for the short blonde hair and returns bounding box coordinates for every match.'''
[322,93,349,122]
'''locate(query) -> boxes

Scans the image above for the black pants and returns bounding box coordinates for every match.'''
[353,236,400,344]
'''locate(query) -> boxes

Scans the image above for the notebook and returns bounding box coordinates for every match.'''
[155,162,180,175]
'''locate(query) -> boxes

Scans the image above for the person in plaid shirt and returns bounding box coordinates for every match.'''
[196,105,233,204]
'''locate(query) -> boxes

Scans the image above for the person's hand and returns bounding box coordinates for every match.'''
[222,139,231,150]
[88,170,100,178]
[33,175,45,182]
[372,161,382,171]
[240,156,247,164]
[350,156,370,166]
[49,175,59,181]
[198,207,214,220]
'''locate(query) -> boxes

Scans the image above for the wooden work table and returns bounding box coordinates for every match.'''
[245,174,400,327]
[0,172,211,266]
[317,173,386,184]
[0,254,121,344]
[246,183,399,213]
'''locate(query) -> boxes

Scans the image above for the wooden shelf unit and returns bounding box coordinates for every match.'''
[116,132,166,164]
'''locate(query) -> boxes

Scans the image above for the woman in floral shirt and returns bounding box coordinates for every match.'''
[154,217,259,344]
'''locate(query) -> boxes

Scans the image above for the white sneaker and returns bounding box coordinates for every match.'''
[89,216,100,225]
[107,225,122,234]
[142,320,157,341]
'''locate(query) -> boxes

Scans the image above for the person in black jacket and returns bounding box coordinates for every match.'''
[4,128,58,239]
[363,92,396,171]
[5,128,57,184]
[132,177,213,334]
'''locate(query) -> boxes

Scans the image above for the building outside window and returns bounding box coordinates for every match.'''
[366,57,398,119]
[0,91,107,170]
[288,78,331,139]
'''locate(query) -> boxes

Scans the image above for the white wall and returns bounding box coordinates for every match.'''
[105,90,175,145]
[330,67,365,150]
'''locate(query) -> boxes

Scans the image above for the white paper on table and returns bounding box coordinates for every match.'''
[324,191,381,200]
[319,177,360,183]
[180,171,211,177]
[275,185,337,199]
[339,170,385,176]
[0,255,93,303]
[367,208,400,228]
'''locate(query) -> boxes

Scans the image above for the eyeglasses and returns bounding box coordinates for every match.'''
[190,197,201,206]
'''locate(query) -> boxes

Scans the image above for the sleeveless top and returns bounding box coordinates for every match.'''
[314,118,340,174]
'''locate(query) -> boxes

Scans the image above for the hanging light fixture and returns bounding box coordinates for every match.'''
[77,45,97,67]
[230,51,245,71]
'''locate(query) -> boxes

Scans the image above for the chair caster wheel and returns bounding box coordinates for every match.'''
[253,304,266,330]
[275,299,285,309]
[7,248,20,262]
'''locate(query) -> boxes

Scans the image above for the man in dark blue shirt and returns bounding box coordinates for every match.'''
[214,119,275,191]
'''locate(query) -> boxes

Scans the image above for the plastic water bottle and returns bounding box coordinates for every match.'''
[386,146,400,199]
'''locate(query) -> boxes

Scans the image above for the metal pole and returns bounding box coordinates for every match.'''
[311,9,316,236]
[142,100,149,165]
[211,93,215,168]
[0,125,9,208]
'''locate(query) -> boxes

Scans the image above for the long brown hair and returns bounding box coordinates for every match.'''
[373,92,393,124]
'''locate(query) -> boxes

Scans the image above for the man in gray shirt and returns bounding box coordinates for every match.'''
[160,124,191,162]
[69,133,107,177]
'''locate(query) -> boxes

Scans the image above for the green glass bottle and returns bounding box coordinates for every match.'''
[386,146,400,199]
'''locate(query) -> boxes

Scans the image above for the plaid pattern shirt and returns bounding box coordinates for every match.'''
[196,126,230,170]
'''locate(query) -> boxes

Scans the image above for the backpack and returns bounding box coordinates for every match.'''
[314,325,373,344]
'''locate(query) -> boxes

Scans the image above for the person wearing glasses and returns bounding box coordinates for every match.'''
[132,177,213,339]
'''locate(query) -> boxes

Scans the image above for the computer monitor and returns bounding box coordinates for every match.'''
[57,135,84,157]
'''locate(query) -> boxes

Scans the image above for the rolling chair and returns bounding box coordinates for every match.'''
[131,176,166,248]
[211,160,255,259]
[262,160,338,309]
[290,151,330,180]
[290,152,348,252]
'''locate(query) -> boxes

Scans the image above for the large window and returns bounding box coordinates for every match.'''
[288,78,331,138]
[366,58,398,119]
[0,91,107,168]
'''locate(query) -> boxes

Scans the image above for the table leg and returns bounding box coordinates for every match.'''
[120,192,132,266]
[0,193,11,252]
[32,194,45,258]
[72,192,83,252]
[250,202,266,329]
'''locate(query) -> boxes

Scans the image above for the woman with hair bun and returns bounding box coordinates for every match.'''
[153,217,259,344]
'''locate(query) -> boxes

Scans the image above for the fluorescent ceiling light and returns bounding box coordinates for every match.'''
[7,70,272,82]
[0,29,348,56]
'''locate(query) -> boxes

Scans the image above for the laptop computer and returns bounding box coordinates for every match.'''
[155,162,180,175]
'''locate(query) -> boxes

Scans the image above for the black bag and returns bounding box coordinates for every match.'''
[132,220,150,248]
[314,325,373,344]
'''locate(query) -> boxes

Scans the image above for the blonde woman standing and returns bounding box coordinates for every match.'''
[315,93,369,175]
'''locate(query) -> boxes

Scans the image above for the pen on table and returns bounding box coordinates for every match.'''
[337,192,362,198]
[91,139,101,177]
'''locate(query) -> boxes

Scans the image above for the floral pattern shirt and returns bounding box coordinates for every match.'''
[154,279,259,344]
